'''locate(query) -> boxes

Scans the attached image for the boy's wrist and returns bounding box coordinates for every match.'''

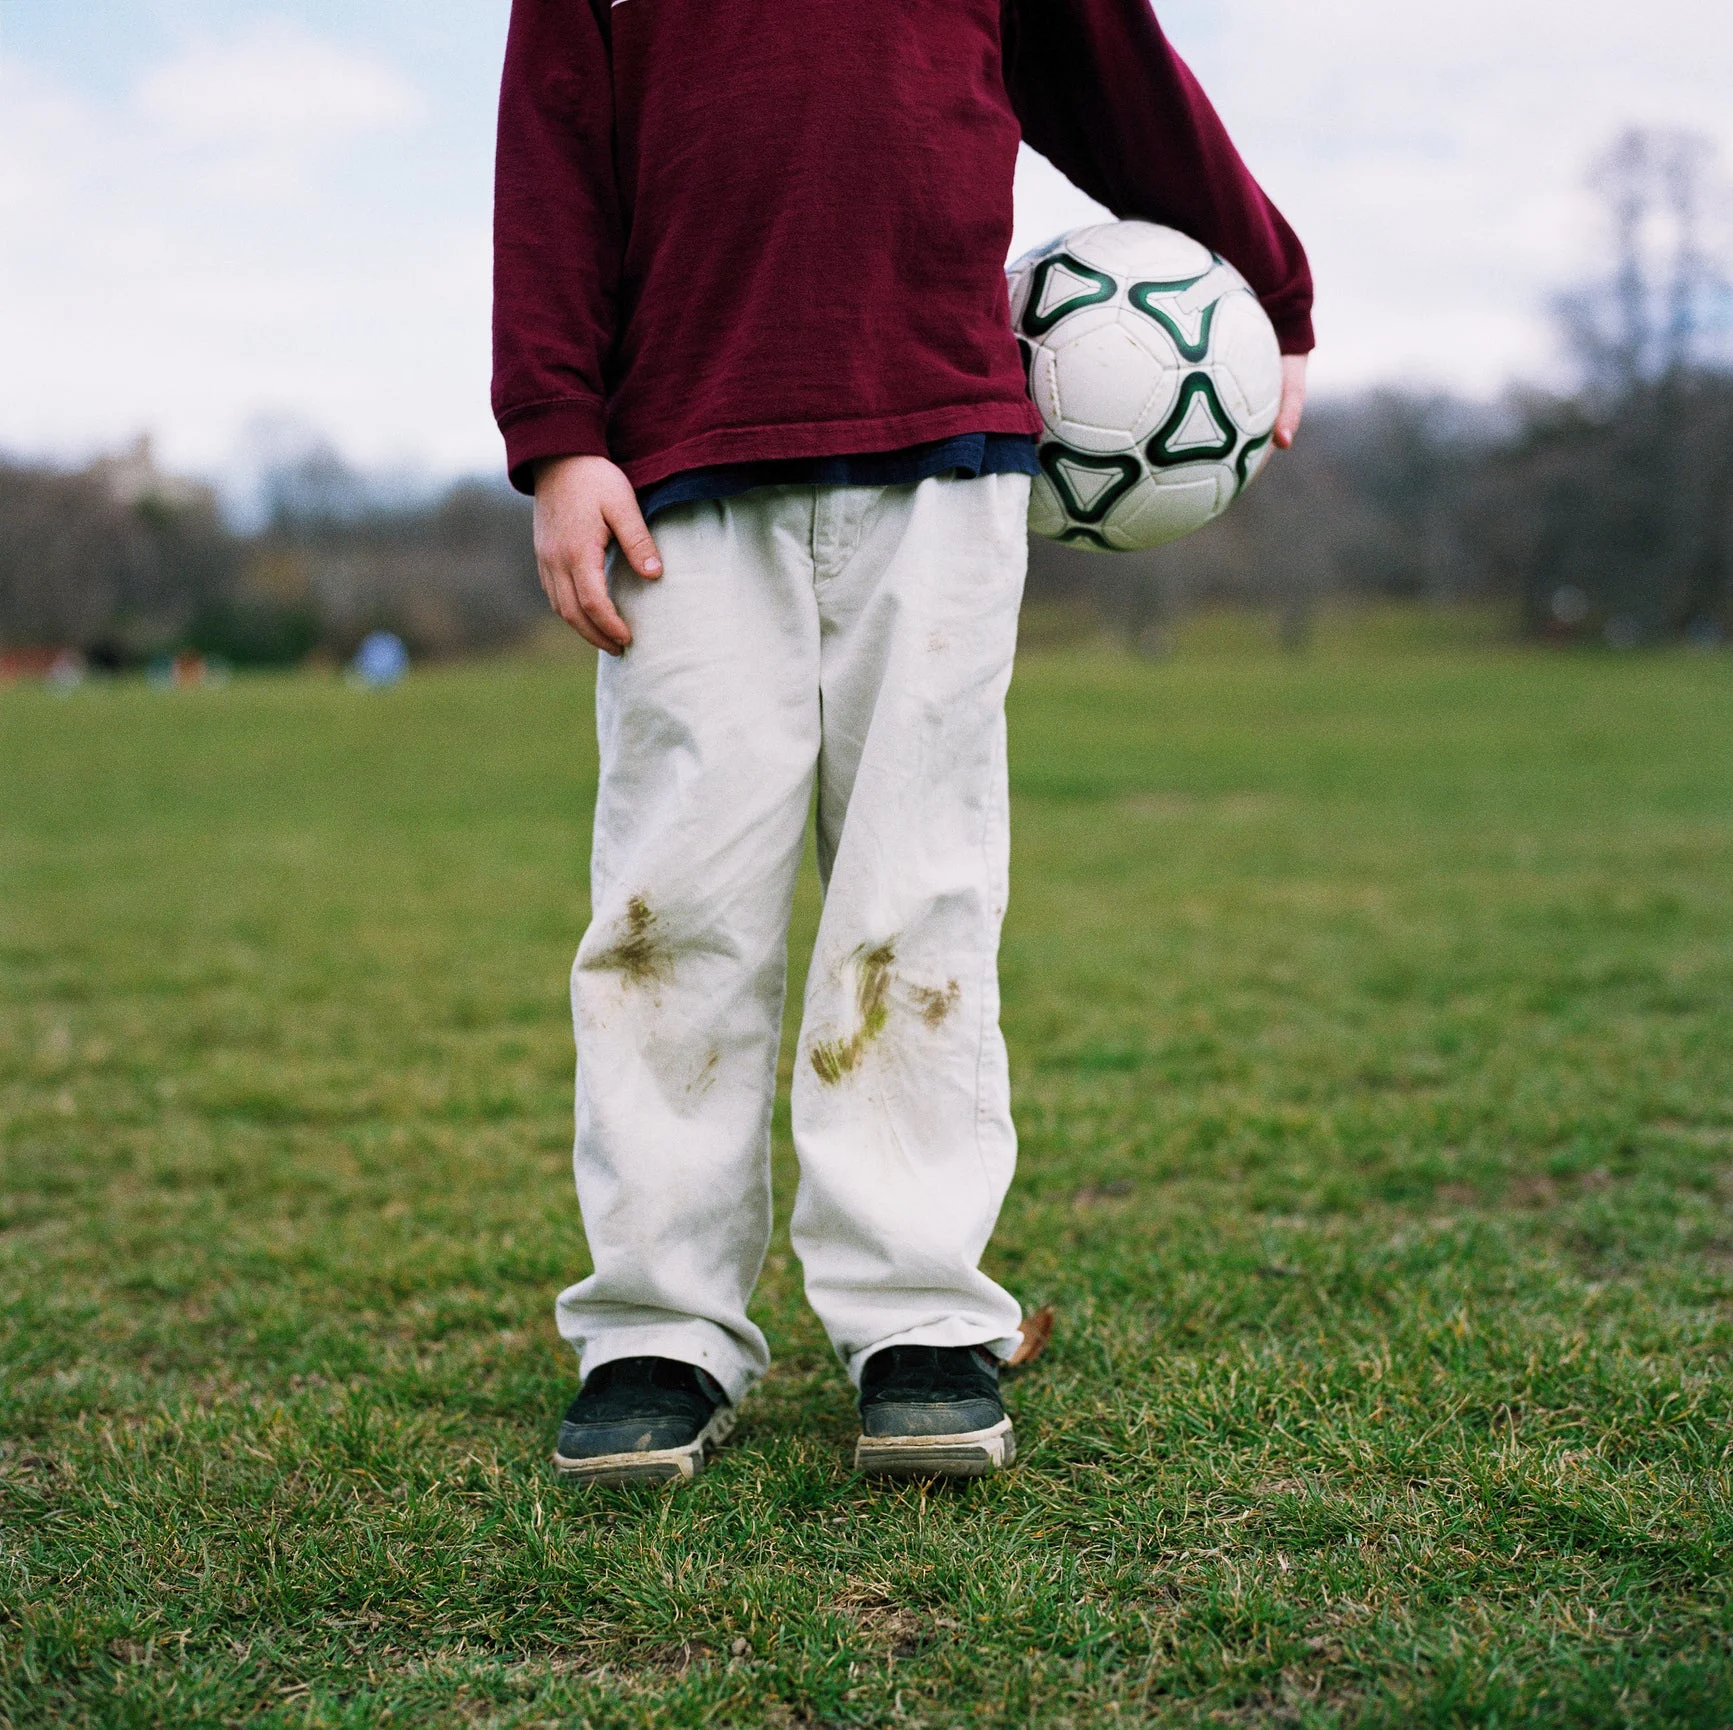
[500,395,613,496]
[534,453,627,494]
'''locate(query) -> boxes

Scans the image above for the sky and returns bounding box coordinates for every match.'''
[2,0,1731,487]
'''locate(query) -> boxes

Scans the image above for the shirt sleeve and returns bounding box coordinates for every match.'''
[1002,0,1315,354]
[492,0,622,493]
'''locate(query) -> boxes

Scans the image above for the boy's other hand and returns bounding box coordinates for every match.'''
[1273,354,1308,450]
[533,455,663,654]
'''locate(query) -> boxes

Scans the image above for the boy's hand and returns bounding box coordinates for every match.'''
[533,455,663,654]
[1273,353,1308,450]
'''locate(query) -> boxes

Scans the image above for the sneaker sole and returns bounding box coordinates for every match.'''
[854,1416,1015,1479]
[553,1401,738,1486]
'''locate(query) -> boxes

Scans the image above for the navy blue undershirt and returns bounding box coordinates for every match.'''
[639,432,1040,523]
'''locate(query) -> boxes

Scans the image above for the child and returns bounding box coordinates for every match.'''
[493,0,1311,1483]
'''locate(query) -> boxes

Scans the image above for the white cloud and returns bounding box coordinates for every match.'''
[0,40,490,479]
[133,21,421,145]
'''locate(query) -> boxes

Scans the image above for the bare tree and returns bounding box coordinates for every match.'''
[1560,127,1731,394]
[0,450,235,660]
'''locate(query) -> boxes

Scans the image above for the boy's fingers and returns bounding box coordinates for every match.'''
[603,493,663,580]
[1273,390,1302,449]
[541,558,620,655]
[574,548,633,651]
[1272,353,1308,450]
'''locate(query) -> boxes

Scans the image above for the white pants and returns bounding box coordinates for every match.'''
[557,473,1031,1401]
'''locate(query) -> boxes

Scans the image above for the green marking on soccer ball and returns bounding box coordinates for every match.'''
[1127,264,1214,296]
[1057,526,1116,551]
[1038,444,1143,524]
[1235,430,1274,496]
[1148,374,1238,468]
[1021,254,1117,338]
[1127,286,1221,364]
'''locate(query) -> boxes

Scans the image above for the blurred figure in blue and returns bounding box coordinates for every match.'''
[349,631,409,688]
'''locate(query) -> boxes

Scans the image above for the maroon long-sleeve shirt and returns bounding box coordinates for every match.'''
[492,0,1313,494]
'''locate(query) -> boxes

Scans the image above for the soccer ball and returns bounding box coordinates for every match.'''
[1007,220,1284,551]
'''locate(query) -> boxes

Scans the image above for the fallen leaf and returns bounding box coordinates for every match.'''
[1006,1306,1054,1370]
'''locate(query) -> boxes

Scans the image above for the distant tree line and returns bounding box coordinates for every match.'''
[236,438,545,663]
[0,436,542,668]
[1027,371,1733,652]
[3,129,1727,666]
[0,443,240,668]
[5,376,1726,669]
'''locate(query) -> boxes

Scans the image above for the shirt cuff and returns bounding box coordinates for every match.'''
[1270,308,1316,356]
[498,396,611,495]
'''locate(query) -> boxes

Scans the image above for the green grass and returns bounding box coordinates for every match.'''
[4,617,1733,1728]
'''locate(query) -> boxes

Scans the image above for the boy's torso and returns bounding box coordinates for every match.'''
[596,0,1040,487]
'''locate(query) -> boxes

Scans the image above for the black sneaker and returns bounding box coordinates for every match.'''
[553,1357,735,1485]
[855,1344,1015,1478]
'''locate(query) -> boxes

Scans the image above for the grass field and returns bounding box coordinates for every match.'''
[4,613,1733,1728]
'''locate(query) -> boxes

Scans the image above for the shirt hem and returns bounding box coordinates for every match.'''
[616,400,1044,492]
[638,431,1041,521]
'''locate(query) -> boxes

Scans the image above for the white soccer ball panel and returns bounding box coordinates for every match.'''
[1067,219,1213,285]
[1208,252,1255,297]
[1027,346,1064,440]
[1041,308,1182,452]
[1027,471,1068,541]
[1206,291,1283,431]
[1104,467,1234,550]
